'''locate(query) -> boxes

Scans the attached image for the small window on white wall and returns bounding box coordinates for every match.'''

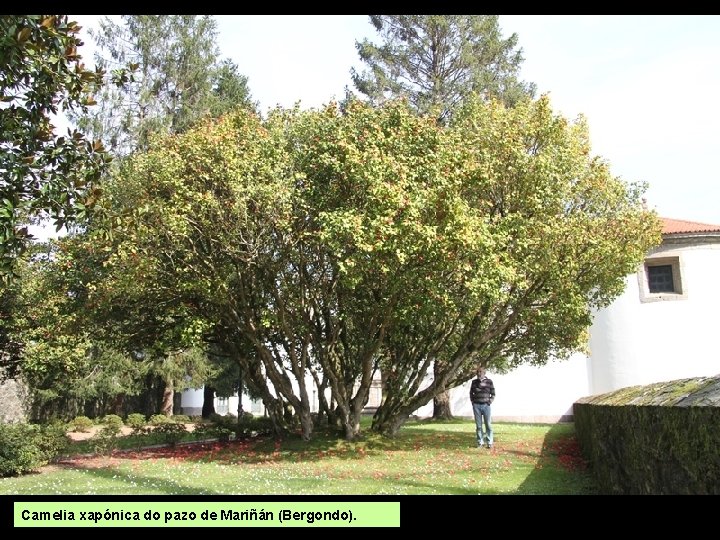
[638,256,686,302]
[647,264,674,293]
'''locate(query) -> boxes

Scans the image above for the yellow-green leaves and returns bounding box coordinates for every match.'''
[59,94,659,437]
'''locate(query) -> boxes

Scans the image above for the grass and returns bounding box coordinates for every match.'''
[0,419,598,495]
[67,429,202,455]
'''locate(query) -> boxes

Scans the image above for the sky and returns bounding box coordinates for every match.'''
[65,15,720,228]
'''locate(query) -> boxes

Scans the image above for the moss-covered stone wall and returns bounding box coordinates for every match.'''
[574,375,720,494]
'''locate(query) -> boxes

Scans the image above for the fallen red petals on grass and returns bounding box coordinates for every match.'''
[549,436,588,471]
[62,438,272,469]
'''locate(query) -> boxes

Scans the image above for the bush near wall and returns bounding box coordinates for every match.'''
[0,423,69,477]
[574,375,720,494]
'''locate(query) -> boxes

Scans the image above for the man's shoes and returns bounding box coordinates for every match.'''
[486,444,492,449]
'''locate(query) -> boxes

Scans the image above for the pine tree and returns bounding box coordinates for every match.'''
[352,15,535,123]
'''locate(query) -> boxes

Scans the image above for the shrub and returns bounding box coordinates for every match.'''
[126,413,147,432]
[193,422,234,442]
[238,415,274,438]
[0,423,69,477]
[35,423,69,459]
[154,423,187,447]
[203,413,274,440]
[209,413,238,429]
[69,416,94,433]
[100,414,124,429]
[172,414,191,424]
[91,424,122,456]
[149,414,172,426]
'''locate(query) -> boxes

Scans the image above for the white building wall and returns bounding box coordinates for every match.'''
[412,353,589,422]
[428,238,720,421]
[180,372,319,417]
[589,241,720,394]
[180,388,204,414]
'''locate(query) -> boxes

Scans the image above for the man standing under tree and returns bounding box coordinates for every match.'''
[470,366,495,449]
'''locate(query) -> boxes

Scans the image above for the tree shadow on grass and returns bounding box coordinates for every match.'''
[514,422,600,494]
[49,460,223,495]
[44,420,599,495]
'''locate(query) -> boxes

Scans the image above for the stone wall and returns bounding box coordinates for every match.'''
[0,374,28,423]
[574,375,720,494]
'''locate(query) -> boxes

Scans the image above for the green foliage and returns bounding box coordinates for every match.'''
[6,243,213,420]
[149,349,216,394]
[149,414,171,426]
[46,96,660,441]
[192,422,233,442]
[76,15,254,156]
[0,15,110,278]
[69,416,93,433]
[238,414,275,438]
[207,349,252,400]
[352,15,536,123]
[100,414,124,428]
[35,422,69,459]
[194,413,273,441]
[208,413,237,428]
[0,422,68,477]
[90,423,121,456]
[125,413,147,432]
[209,58,256,118]
[171,414,191,424]
[6,246,150,416]
[153,422,188,447]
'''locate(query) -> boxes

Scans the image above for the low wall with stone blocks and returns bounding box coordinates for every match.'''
[574,375,720,494]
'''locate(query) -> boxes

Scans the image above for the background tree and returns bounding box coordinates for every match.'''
[0,15,109,279]
[75,15,254,156]
[209,59,255,118]
[3,229,220,421]
[147,348,216,417]
[5,245,148,420]
[352,14,537,419]
[32,15,257,418]
[352,15,535,123]
[0,266,24,379]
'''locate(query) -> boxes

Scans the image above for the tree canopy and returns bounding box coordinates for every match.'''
[0,15,109,279]
[76,15,255,156]
[352,15,536,123]
[350,15,540,420]
[48,95,660,438]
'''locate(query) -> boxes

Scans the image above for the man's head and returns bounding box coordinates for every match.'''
[476,366,486,378]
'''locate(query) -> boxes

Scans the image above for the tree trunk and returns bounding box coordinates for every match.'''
[237,369,244,418]
[432,360,453,420]
[299,407,313,441]
[202,386,216,418]
[264,396,289,438]
[160,379,174,416]
[432,389,453,420]
[371,404,410,437]
[112,394,125,416]
[173,391,182,415]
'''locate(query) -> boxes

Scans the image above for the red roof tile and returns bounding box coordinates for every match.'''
[661,217,720,235]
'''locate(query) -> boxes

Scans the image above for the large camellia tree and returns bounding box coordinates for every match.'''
[51,95,659,439]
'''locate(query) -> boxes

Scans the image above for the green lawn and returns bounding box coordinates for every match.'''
[0,420,598,495]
